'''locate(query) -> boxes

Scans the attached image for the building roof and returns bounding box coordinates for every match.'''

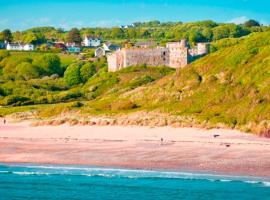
[85,36,101,40]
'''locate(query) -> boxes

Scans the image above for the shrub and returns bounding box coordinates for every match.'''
[0,50,9,61]
[111,99,137,111]
[3,95,31,106]
[70,101,84,108]
[16,62,40,80]
[64,63,82,86]
[33,54,62,76]
[129,75,154,88]
[80,63,96,83]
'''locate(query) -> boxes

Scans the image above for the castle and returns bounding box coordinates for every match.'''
[107,39,210,72]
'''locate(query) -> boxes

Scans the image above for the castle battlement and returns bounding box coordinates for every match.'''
[107,40,210,72]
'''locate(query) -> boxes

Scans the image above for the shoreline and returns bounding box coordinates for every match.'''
[2,162,270,183]
[0,121,270,177]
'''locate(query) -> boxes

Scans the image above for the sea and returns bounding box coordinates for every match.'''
[0,164,269,200]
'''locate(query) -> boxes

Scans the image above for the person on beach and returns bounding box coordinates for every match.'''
[3,118,6,124]
[160,137,164,145]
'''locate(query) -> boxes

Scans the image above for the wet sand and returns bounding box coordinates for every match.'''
[0,122,270,177]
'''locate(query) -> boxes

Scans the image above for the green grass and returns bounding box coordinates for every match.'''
[0,31,270,135]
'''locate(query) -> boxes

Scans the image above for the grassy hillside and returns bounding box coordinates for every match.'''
[127,31,270,134]
[0,31,269,135]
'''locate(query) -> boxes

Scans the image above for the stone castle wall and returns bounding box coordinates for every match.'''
[107,40,210,72]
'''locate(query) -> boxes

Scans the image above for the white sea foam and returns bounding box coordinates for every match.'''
[2,164,270,186]
[262,182,270,187]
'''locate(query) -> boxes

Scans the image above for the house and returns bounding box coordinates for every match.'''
[66,42,78,47]
[54,42,67,51]
[95,47,106,57]
[23,44,34,51]
[103,42,120,52]
[6,43,34,51]
[6,43,22,51]
[95,42,121,58]
[83,36,101,47]
[119,24,135,29]
[67,46,81,53]
[0,42,6,49]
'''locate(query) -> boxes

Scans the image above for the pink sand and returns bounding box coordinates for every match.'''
[0,121,270,177]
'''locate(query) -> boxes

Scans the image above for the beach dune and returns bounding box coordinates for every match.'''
[0,122,270,177]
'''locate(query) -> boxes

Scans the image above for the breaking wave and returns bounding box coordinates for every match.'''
[0,164,270,187]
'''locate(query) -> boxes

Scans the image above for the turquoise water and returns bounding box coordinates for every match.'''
[0,164,270,200]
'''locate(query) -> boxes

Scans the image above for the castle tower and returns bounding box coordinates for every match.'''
[166,41,190,68]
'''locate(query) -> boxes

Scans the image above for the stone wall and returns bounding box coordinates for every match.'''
[107,40,210,72]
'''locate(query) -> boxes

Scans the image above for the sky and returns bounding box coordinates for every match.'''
[0,0,270,31]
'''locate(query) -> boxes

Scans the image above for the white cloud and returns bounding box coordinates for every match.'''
[229,16,248,24]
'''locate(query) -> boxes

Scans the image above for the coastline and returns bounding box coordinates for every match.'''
[0,121,270,177]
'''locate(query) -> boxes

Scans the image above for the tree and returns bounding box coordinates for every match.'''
[244,20,260,27]
[0,29,12,42]
[202,28,213,41]
[64,63,82,86]
[80,63,96,83]
[23,32,46,45]
[16,62,40,80]
[33,54,62,76]
[66,28,82,44]
[188,30,206,44]
[111,28,125,39]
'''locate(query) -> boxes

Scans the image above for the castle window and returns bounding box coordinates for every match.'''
[163,52,166,56]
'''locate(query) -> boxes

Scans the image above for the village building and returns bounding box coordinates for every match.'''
[0,42,6,49]
[54,42,67,51]
[67,46,81,53]
[119,24,135,29]
[107,39,210,72]
[83,36,101,47]
[95,42,120,58]
[6,43,34,51]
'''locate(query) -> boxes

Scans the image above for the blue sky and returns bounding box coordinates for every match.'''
[0,0,270,31]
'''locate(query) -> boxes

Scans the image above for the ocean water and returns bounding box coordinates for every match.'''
[0,164,270,200]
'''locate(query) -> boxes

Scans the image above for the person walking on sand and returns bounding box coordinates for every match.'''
[3,118,6,125]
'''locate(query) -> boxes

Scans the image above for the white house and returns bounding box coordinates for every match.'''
[6,43,23,51]
[103,42,120,52]
[6,43,34,51]
[95,42,121,58]
[23,44,34,51]
[83,36,101,47]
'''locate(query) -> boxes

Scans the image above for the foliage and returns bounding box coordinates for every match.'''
[32,54,62,76]
[66,28,82,44]
[64,63,82,86]
[244,19,261,27]
[16,62,40,80]
[80,63,96,83]
[0,29,12,42]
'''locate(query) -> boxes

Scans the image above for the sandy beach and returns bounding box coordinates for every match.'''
[0,121,270,177]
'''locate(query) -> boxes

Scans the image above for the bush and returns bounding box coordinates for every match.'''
[16,62,40,80]
[64,63,82,86]
[111,99,137,111]
[33,54,62,76]
[80,63,96,83]
[129,75,154,88]
[0,50,9,61]
[2,95,31,106]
